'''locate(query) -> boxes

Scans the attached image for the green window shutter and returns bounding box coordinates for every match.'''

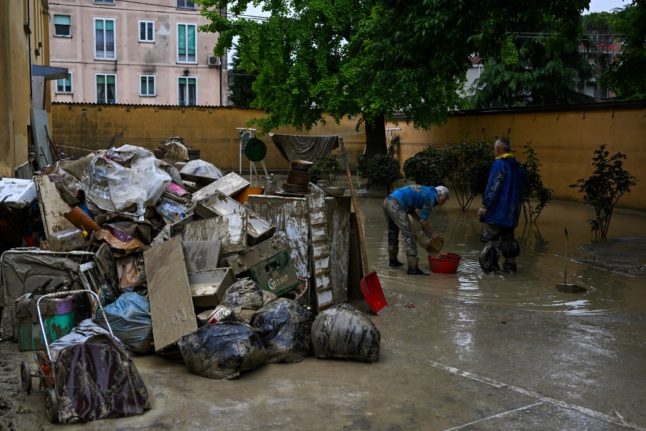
[106,20,114,31]
[97,75,105,85]
[96,19,104,31]
[107,75,115,85]
[187,26,195,55]
[178,24,186,56]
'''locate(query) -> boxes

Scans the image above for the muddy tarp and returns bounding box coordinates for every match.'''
[0,250,96,340]
[270,134,339,164]
[251,298,314,363]
[50,320,150,423]
[94,292,153,354]
[61,145,171,218]
[311,303,380,363]
[178,322,268,379]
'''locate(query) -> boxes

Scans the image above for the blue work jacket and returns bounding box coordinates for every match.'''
[481,155,525,228]
[388,185,438,221]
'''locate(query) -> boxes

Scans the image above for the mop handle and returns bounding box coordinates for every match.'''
[563,226,568,286]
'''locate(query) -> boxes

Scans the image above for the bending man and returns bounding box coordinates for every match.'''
[384,184,449,275]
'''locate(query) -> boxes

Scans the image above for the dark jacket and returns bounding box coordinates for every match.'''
[481,156,525,228]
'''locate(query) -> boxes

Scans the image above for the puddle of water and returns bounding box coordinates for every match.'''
[361,197,646,315]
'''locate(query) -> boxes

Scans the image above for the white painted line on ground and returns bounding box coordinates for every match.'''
[444,401,544,431]
[425,358,646,431]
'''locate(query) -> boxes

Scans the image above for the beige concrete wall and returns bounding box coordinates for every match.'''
[0,0,51,177]
[389,106,646,211]
[50,0,226,106]
[51,103,646,210]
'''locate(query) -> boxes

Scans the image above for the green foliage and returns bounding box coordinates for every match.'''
[402,140,493,211]
[402,145,446,187]
[310,154,340,185]
[570,145,637,241]
[467,3,592,108]
[521,144,553,225]
[357,153,402,193]
[197,0,590,154]
[600,2,646,99]
[442,141,493,211]
[228,52,257,107]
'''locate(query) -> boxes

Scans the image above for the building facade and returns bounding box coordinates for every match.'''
[0,0,53,177]
[49,0,227,106]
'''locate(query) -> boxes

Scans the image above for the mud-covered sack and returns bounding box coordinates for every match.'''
[221,277,264,310]
[251,298,314,363]
[178,322,268,379]
[94,292,153,354]
[311,303,380,363]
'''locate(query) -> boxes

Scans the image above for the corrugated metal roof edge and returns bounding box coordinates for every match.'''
[52,102,260,110]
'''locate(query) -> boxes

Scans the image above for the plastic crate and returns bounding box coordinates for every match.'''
[17,296,76,352]
[248,251,300,296]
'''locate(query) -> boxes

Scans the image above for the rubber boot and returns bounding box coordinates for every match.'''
[406,256,428,276]
[388,246,403,267]
[503,260,517,273]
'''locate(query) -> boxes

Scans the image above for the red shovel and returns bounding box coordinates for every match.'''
[339,139,387,314]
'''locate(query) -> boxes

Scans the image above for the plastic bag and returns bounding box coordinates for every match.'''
[94,292,153,354]
[180,159,223,180]
[251,298,314,363]
[221,277,264,310]
[178,322,268,379]
[311,303,380,363]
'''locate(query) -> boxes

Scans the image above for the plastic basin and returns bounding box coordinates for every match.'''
[428,252,461,273]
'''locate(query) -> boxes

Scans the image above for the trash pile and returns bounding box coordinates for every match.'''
[0,141,380,422]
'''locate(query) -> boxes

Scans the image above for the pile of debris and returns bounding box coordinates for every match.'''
[0,142,380,421]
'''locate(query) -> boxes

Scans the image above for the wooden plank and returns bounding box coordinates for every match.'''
[182,240,221,273]
[308,185,333,309]
[326,196,351,304]
[182,214,247,254]
[191,172,250,203]
[143,236,197,351]
[34,175,76,239]
[247,195,310,279]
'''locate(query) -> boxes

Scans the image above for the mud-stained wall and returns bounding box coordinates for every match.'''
[52,102,646,210]
[390,105,646,211]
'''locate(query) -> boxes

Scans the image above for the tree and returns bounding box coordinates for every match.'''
[228,51,257,107]
[469,4,593,108]
[521,144,552,225]
[601,1,646,99]
[198,1,591,155]
[570,145,637,241]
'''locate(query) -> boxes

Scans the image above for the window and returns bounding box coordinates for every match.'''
[94,18,115,59]
[96,74,116,104]
[177,0,196,9]
[177,24,196,63]
[56,73,73,93]
[53,15,71,37]
[140,75,156,97]
[139,20,154,42]
[178,77,196,106]
[95,0,114,4]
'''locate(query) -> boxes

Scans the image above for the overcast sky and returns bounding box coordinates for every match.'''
[586,0,627,13]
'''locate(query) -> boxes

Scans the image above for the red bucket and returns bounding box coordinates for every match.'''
[429,252,461,273]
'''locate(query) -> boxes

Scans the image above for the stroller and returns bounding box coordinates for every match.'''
[20,289,150,424]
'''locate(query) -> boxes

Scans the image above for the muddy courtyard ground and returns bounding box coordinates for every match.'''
[1,198,645,431]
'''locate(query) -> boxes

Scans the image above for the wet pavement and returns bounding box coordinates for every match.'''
[1,197,645,430]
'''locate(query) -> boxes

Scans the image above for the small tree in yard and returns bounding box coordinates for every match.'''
[571,145,637,241]
[442,141,493,211]
[357,153,402,194]
[522,144,553,225]
[402,145,446,187]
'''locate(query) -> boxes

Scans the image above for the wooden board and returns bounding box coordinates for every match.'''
[34,175,76,240]
[143,236,197,351]
[191,172,250,203]
[247,195,310,279]
[182,240,222,274]
[326,196,351,304]
[308,185,333,309]
[182,214,247,254]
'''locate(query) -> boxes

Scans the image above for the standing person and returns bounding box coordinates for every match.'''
[477,137,525,273]
[383,184,449,275]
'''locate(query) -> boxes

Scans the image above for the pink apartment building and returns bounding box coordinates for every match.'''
[49,0,227,106]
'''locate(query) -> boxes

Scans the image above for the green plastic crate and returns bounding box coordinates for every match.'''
[248,251,300,296]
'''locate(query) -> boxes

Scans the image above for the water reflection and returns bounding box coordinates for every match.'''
[361,197,646,315]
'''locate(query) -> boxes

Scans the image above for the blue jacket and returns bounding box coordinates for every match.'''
[388,185,438,221]
[482,155,525,228]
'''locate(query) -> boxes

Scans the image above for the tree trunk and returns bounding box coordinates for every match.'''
[363,114,387,158]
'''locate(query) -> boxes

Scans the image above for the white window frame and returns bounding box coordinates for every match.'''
[138,20,155,43]
[140,75,156,97]
[177,0,196,9]
[177,76,197,106]
[94,17,116,60]
[96,73,117,104]
[176,23,197,64]
[56,72,73,94]
[53,14,72,37]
